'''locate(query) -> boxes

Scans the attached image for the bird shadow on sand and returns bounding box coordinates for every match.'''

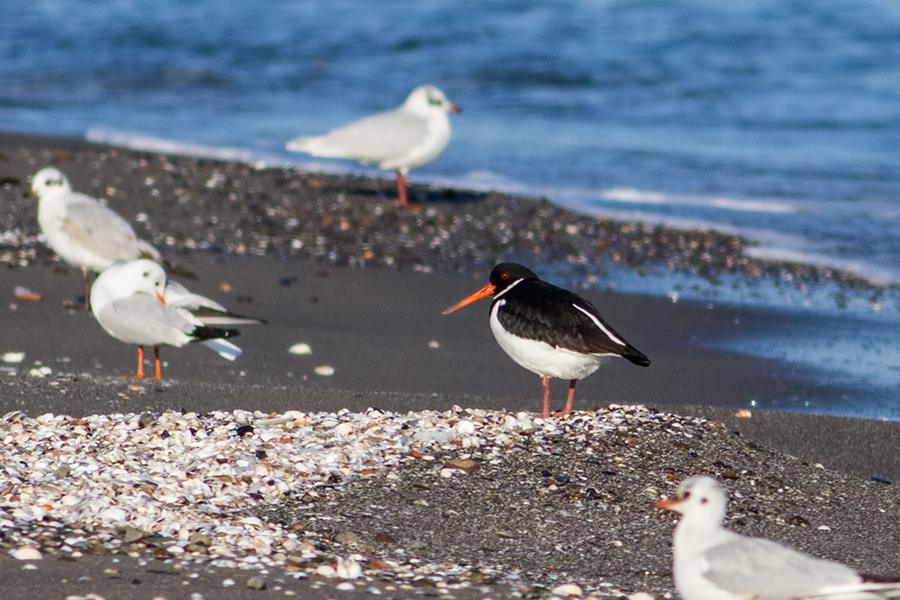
[332,182,491,206]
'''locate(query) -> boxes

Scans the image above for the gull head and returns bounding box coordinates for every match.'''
[31,167,72,198]
[655,475,728,522]
[92,259,168,313]
[403,85,461,118]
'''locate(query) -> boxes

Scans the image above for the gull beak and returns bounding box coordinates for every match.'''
[654,497,681,510]
[156,292,167,305]
[447,103,462,114]
[443,283,495,315]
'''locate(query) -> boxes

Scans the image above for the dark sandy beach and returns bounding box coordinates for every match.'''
[1,133,900,599]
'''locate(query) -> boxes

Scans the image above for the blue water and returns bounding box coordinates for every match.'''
[3,0,900,417]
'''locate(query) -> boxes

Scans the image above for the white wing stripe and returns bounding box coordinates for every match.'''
[573,304,626,346]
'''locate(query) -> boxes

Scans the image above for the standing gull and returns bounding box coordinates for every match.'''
[443,263,649,417]
[90,259,262,380]
[656,476,900,600]
[286,85,460,208]
[31,167,160,309]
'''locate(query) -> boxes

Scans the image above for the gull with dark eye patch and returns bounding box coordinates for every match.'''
[443,262,649,417]
[30,167,160,310]
[90,259,263,380]
[656,476,900,600]
[286,85,460,208]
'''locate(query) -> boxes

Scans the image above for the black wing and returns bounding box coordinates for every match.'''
[496,280,650,366]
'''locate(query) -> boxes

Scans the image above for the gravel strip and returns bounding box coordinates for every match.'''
[2,405,898,598]
[0,134,888,294]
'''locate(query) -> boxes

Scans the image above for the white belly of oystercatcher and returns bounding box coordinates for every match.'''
[489,298,613,380]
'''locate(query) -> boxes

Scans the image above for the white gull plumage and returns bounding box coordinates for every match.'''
[31,166,160,306]
[90,260,262,379]
[286,84,460,208]
[656,476,900,600]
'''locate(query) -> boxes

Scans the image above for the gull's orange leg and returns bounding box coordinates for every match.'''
[396,171,409,208]
[121,345,145,379]
[152,347,162,380]
[541,375,551,418]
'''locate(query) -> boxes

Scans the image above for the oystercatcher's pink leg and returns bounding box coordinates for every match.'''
[562,379,577,416]
[541,375,551,418]
[551,379,578,417]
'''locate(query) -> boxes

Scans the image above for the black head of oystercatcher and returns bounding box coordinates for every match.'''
[443,262,650,418]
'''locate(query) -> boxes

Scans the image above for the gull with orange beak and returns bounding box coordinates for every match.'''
[90,259,261,380]
[443,262,649,417]
[655,476,900,600]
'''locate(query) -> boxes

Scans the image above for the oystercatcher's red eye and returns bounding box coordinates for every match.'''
[501,273,509,279]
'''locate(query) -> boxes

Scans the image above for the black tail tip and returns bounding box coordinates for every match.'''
[194,326,241,341]
[626,350,651,367]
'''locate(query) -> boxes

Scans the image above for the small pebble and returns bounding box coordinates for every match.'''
[551,583,583,597]
[288,343,312,356]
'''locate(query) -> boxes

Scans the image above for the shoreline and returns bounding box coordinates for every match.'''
[2,131,900,599]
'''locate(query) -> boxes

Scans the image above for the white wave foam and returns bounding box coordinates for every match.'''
[745,246,900,284]
[579,208,744,236]
[86,128,276,166]
[599,187,798,214]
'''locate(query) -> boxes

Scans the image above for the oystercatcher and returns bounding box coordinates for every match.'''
[286,85,461,208]
[443,263,650,417]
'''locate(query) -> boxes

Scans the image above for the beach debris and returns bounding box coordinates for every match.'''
[288,343,312,356]
[27,366,52,378]
[0,403,891,599]
[443,458,479,474]
[734,409,752,418]
[1,352,25,363]
[428,340,440,349]
[13,286,41,301]
[10,546,42,560]
[314,365,335,376]
[551,583,584,597]
[219,283,233,293]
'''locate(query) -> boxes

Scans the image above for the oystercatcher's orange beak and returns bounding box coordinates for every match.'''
[443,283,495,315]
[156,292,167,305]
[654,497,681,510]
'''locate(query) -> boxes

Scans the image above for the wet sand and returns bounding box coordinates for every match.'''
[1,133,899,599]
